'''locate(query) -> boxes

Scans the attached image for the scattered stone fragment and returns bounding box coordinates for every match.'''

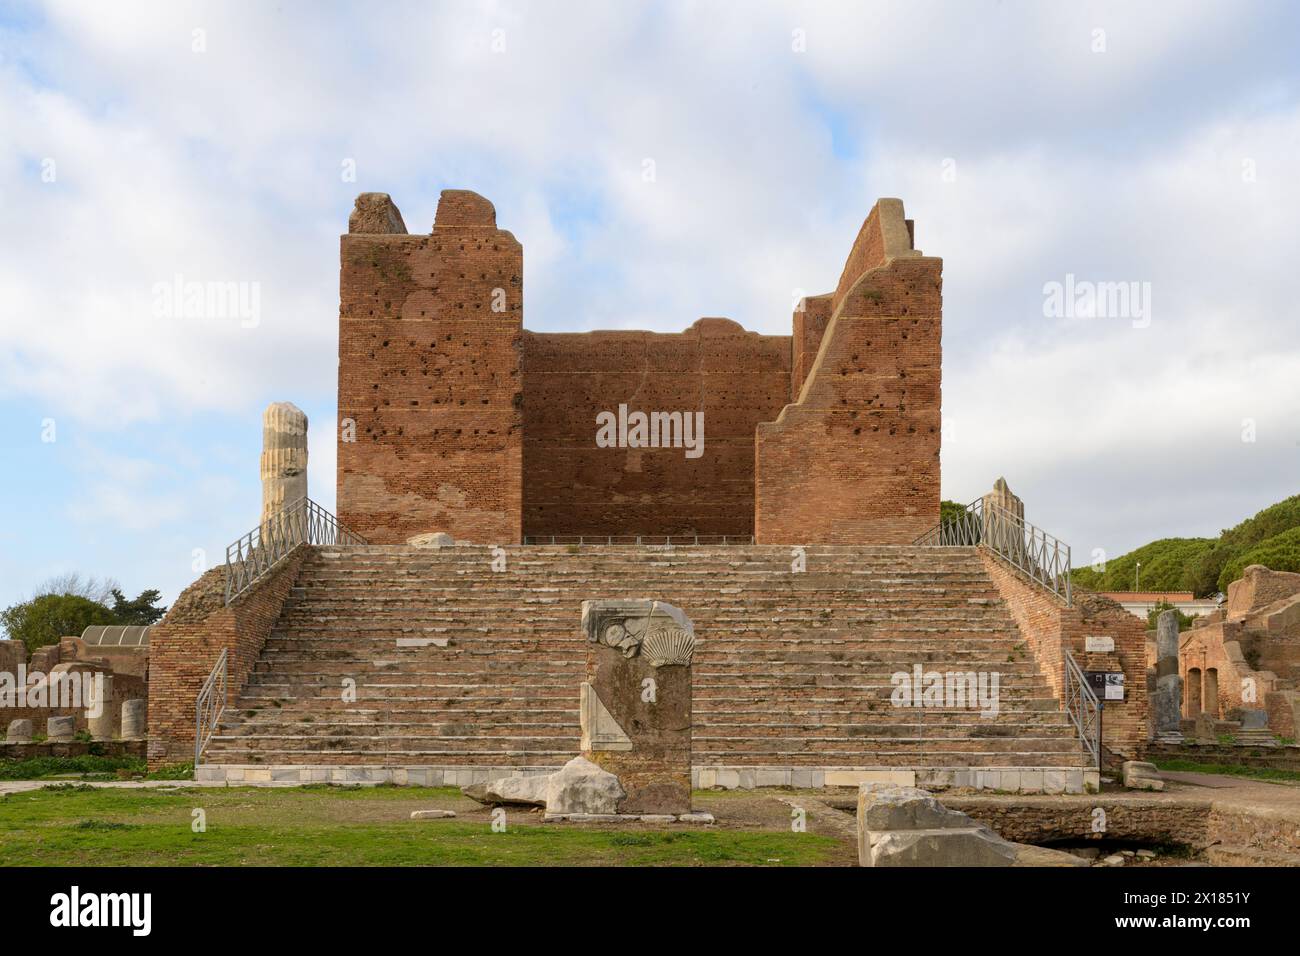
[857,783,1018,867]
[410,810,456,820]
[678,812,715,825]
[1122,760,1165,792]
[46,715,75,742]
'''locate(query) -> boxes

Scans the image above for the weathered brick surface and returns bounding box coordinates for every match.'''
[337,190,523,544]
[947,797,1208,845]
[980,553,1149,757]
[790,294,831,401]
[521,319,789,538]
[338,190,943,546]
[146,550,307,767]
[756,199,941,544]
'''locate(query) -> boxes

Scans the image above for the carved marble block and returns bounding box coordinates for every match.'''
[579,599,696,815]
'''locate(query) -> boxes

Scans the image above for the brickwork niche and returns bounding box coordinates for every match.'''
[338,190,941,544]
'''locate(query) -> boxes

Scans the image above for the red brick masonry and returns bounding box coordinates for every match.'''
[147,550,307,767]
[338,190,940,544]
[980,552,1149,758]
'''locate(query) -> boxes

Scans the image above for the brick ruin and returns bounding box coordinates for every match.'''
[337,190,941,544]
[137,188,1160,794]
[1176,565,1300,738]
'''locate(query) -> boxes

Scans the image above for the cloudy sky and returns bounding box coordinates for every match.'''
[1,0,1297,610]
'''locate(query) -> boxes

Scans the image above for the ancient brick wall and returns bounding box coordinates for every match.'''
[755,199,941,545]
[338,190,944,545]
[337,190,523,544]
[790,294,831,401]
[146,550,306,767]
[981,553,1150,757]
[521,319,790,538]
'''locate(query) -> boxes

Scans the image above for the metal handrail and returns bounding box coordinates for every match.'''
[195,647,228,766]
[224,496,367,604]
[914,498,1072,604]
[1064,651,1101,770]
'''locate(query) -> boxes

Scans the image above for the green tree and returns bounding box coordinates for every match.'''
[0,594,117,654]
[940,500,969,525]
[1217,526,1300,593]
[108,588,167,625]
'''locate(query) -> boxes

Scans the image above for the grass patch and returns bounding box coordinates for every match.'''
[0,755,147,780]
[1152,759,1300,784]
[0,786,836,866]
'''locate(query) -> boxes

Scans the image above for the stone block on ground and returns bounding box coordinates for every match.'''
[544,756,625,815]
[46,715,75,741]
[5,718,32,743]
[1121,760,1165,791]
[857,783,1017,867]
[461,773,550,807]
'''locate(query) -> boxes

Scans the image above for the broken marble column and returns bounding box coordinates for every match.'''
[1154,609,1184,743]
[46,715,75,742]
[261,401,308,534]
[982,476,1025,523]
[120,699,147,740]
[579,599,696,815]
[981,477,1026,562]
[86,673,114,740]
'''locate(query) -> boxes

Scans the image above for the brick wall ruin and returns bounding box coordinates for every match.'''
[338,190,523,544]
[981,553,1150,758]
[146,551,307,767]
[521,321,789,538]
[337,190,940,544]
[755,199,942,544]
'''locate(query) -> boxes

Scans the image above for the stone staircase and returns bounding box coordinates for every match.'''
[199,544,1093,791]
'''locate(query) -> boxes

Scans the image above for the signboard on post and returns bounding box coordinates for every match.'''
[1085,670,1125,701]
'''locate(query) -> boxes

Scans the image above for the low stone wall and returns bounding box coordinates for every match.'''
[940,794,1298,864]
[147,548,309,767]
[945,796,1209,846]
[1146,742,1300,772]
[0,739,146,761]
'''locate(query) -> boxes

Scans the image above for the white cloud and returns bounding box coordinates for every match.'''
[0,0,1296,592]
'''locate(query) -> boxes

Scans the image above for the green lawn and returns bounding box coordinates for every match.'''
[0,784,838,866]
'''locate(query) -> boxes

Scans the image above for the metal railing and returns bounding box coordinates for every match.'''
[522,534,755,546]
[224,496,367,604]
[195,647,228,766]
[1064,651,1102,770]
[914,498,1072,604]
